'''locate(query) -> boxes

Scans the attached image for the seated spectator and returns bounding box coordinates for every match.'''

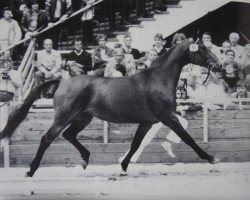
[221,49,239,70]
[114,43,136,76]
[219,40,231,63]
[202,32,221,61]
[229,32,244,62]
[153,33,167,56]
[0,51,23,102]
[123,34,144,61]
[231,81,247,98]
[34,39,62,98]
[21,0,50,38]
[221,62,240,94]
[65,38,92,77]
[240,43,250,69]
[143,49,158,68]
[92,34,114,67]
[171,33,186,46]
[0,7,22,51]
[104,48,126,77]
[187,68,235,110]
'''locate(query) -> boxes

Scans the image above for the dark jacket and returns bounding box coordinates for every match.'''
[65,50,92,75]
[45,0,73,21]
[21,9,50,33]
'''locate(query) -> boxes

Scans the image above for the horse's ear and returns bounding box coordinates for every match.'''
[189,44,199,52]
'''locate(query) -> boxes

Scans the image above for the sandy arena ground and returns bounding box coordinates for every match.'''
[0,162,250,200]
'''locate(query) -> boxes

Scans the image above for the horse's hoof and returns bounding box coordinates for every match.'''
[209,157,220,164]
[119,170,128,177]
[81,160,88,170]
[25,171,33,178]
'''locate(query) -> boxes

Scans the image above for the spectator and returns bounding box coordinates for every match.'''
[9,0,28,24]
[153,33,167,56]
[187,68,234,110]
[143,49,158,68]
[231,81,247,98]
[114,43,136,76]
[21,0,50,39]
[240,44,250,93]
[65,38,92,77]
[240,43,250,69]
[219,40,231,63]
[34,39,62,98]
[92,34,114,75]
[0,52,23,102]
[123,35,144,61]
[104,48,126,77]
[202,32,221,60]
[221,49,239,70]
[171,33,186,46]
[229,32,244,62]
[45,0,73,49]
[0,7,22,51]
[221,61,240,94]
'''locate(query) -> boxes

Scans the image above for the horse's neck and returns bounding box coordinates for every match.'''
[159,52,186,90]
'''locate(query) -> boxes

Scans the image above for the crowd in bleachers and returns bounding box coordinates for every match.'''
[0,0,250,109]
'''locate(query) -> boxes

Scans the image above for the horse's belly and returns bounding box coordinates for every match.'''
[90,106,158,124]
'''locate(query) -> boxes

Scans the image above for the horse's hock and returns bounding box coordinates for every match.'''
[2,109,250,167]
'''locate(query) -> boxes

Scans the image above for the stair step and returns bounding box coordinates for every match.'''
[138,17,156,21]
[166,4,182,8]
[125,24,144,28]
[113,31,129,35]
[33,98,53,108]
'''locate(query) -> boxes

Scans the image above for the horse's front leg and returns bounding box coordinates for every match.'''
[158,112,220,164]
[121,124,152,173]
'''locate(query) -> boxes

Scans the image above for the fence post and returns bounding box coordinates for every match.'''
[203,102,208,143]
[0,103,10,168]
[103,121,109,144]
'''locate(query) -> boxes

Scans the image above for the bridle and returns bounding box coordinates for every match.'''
[190,39,219,85]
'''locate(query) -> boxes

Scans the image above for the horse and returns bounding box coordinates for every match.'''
[0,40,221,177]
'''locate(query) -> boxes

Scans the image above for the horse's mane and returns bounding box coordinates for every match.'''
[150,44,178,68]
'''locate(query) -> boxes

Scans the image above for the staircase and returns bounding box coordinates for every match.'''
[115,0,234,50]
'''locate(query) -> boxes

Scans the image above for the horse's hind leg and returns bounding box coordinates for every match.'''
[26,122,69,177]
[121,124,152,173]
[62,114,93,169]
[159,113,219,164]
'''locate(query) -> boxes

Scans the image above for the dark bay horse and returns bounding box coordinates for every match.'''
[0,40,220,177]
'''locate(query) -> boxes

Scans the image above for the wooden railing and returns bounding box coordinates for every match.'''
[17,40,36,100]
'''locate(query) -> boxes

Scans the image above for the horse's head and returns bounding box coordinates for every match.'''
[185,39,221,73]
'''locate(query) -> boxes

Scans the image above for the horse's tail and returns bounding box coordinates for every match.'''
[0,80,60,140]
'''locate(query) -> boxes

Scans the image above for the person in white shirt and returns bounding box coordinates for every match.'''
[0,51,23,102]
[0,7,22,51]
[34,39,62,98]
[202,32,221,63]
[143,49,158,68]
[187,68,233,110]
[229,32,244,63]
[104,48,126,78]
